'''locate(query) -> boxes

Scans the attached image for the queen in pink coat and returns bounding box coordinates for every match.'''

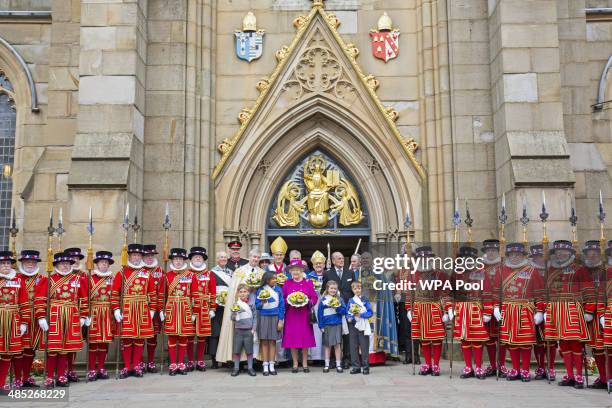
[282,259,318,372]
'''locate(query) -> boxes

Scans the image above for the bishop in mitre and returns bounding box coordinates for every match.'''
[216,248,264,363]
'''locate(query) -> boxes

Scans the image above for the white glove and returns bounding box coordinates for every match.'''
[600,315,605,328]
[85,317,92,327]
[80,317,86,327]
[544,312,547,323]
[448,308,454,320]
[493,307,502,322]
[150,310,155,320]
[192,315,196,322]
[38,318,49,332]
[584,313,594,322]
[394,293,401,303]
[483,315,491,323]
[159,311,165,322]
[113,309,123,322]
[534,312,543,325]
[19,323,27,336]
[209,310,215,319]
[442,313,449,323]
[407,310,412,322]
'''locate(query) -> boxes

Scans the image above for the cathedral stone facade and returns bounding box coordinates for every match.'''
[0,0,611,257]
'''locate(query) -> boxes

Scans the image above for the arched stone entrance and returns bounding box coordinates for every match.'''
[212,6,424,253]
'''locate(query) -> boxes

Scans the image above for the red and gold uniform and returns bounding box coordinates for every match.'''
[13,250,43,388]
[447,246,491,379]
[480,238,506,377]
[160,248,197,375]
[600,253,612,388]
[494,244,544,381]
[405,246,450,376]
[111,245,157,378]
[87,250,116,381]
[192,260,216,370]
[528,244,548,380]
[0,252,31,389]
[64,247,88,382]
[143,244,164,373]
[544,240,593,388]
[34,252,88,387]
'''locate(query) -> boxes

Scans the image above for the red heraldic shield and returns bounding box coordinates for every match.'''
[370,30,400,62]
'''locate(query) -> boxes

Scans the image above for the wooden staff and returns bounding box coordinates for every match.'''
[496,193,508,381]
[160,203,171,375]
[449,197,461,379]
[597,190,609,394]
[8,208,18,388]
[115,203,130,379]
[404,204,415,375]
[44,209,55,388]
[540,191,551,384]
[85,207,94,382]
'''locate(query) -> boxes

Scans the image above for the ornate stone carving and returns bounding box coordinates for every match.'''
[384,106,399,122]
[275,45,290,62]
[238,108,254,125]
[363,75,380,91]
[256,77,271,92]
[403,137,419,153]
[218,138,235,154]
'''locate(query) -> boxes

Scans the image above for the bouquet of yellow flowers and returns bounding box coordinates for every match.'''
[287,291,308,307]
[231,303,242,312]
[275,273,288,285]
[349,303,361,315]
[245,271,263,287]
[258,289,271,300]
[325,296,341,308]
[216,291,228,306]
[310,277,322,291]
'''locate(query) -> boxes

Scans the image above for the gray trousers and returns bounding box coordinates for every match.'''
[348,323,370,369]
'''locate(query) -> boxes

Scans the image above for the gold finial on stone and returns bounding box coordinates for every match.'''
[377,12,393,31]
[242,11,257,32]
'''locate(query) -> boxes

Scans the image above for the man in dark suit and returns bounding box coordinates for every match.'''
[323,251,355,368]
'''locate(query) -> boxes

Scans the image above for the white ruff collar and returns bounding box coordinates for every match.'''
[505,258,529,269]
[19,264,39,277]
[94,269,112,277]
[0,269,16,279]
[128,260,145,269]
[54,267,71,276]
[170,263,187,271]
[550,254,575,269]
[144,259,158,269]
[190,262,207,272]
[584,259,603,268]
[72,263,83,271]
[482,256,500,265]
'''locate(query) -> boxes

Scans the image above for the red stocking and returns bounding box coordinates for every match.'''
[97,344,108,370]
[12,355,23,382]
[520,348,531,372]
[178,339,187,365]
[147,336,157,363]
[486,343,497,368]
[186,337,194,362]
[121,339,133,370]
[432,342,442,366]
[56,355,68,379]
[0,356,10,387]
[196,338,206,362]
[595,354,607,382]
[573,352,583,379]
[133,340,144,370]
[88,346,97,371]
[168,336,177,365]
[534,345,545,368]
[561,352,574,379]
[22,350,34,381]
[45,354,57,379]
[461,342,473,369]
[67,352,74,372]
[421,343,432,366]
[498,344,506,368]
[474,346,483,369]
[509,348,520,371]
[547,343,557,370]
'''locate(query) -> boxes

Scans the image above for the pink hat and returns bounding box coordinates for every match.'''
[288,259,307,271]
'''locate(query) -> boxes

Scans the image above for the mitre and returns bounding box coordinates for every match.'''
[311,250,326,264]
[270,236,288,255]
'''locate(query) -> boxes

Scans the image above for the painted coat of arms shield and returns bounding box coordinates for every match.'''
[235,31,264,62]
[370,30,400,63]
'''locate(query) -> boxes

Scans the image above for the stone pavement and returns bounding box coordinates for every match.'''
[2,361,611,408]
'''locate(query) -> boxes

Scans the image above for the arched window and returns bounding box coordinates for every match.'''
[0,72,15,250]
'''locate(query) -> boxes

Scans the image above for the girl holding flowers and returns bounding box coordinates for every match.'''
[255,272,285,376]
[317,280,346,373]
